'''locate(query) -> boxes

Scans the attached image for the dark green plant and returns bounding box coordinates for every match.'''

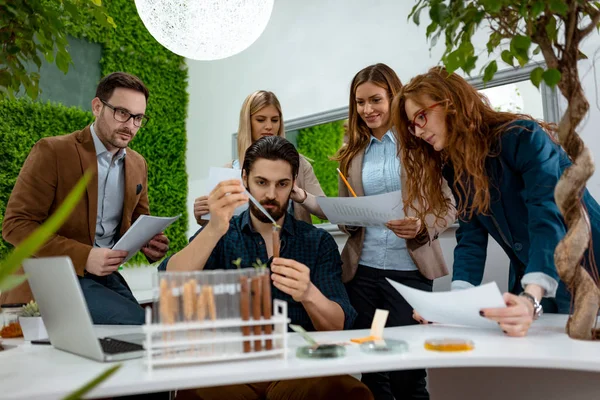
[296,120,345,224]
[0,0,189,266]
[0,0,115,100]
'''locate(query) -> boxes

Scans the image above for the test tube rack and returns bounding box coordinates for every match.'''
[143,289,289,370]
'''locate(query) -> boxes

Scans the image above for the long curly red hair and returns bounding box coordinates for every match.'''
[392,67,556,222]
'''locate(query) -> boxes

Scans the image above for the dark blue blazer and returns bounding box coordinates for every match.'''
[443,120,600,293]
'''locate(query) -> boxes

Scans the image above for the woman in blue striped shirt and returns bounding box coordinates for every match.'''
[334,64,455,400]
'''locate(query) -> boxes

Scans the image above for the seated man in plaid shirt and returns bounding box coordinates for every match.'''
[159,136,371,400]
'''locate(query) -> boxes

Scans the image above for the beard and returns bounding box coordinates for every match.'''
[107,128,133,149]
[249,198,286,223]
[96,116,133,150]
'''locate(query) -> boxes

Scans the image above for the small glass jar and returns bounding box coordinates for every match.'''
[1,303,25,338]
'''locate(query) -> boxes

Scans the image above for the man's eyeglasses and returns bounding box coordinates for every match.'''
[100,99,149,128]
[407,100,449,136]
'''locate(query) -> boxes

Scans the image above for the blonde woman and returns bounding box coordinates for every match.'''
[194,90,326,224]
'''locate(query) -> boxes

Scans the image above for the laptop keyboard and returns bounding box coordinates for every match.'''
[99,337,143,355]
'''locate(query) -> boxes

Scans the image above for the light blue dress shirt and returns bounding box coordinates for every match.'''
[91,124,126,248]
[358,130,417,271]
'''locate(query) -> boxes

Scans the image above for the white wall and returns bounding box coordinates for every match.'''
[561,34,600,199]
[184,1,600,292]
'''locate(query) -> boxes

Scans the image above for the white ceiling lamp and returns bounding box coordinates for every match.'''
[135,0,275,61]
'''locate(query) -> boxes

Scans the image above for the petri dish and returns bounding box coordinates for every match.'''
[297,344,346,359]
[360,339,409,354]
[424,338,474,352]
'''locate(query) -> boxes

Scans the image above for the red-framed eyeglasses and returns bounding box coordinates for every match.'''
[408,100,449,135]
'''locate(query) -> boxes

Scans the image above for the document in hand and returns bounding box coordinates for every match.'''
[316,191,404,227]
[386,279,506,329]
[113,215,180,263]
[202,167,247,220]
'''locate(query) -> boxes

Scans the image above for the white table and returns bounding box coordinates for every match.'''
[1,315,599,400]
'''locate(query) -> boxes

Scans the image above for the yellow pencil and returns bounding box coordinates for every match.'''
[336,168,357,197]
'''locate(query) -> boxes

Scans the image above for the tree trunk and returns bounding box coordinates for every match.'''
[551,61,600,340]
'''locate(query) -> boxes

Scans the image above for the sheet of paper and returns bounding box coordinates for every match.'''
[113,215,180,263]
[202,167,247,220]
[316,191,404,227]
[386,279,506,329]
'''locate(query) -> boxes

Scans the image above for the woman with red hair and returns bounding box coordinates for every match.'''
[392,66,600,337]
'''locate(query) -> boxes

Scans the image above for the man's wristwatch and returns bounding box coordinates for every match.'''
[519,292,543,320]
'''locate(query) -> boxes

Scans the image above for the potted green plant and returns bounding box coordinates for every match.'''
[18,301,47,341]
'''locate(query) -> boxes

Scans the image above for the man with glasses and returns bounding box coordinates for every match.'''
[2,72,169,325]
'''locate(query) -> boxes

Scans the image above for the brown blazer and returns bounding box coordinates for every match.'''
[1,125,150,304]
[224,156,325,225]
[338,149,456,283]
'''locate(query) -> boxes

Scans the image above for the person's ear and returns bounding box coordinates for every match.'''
[91,97,103,117]
[242,170,248,188]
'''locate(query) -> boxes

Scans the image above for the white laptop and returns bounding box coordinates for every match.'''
[23,256,145,362]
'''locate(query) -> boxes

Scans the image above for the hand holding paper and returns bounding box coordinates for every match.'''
[387,279,506,329]
[113,215,180,263]
[202,167,247,220]
[141,232,169,262]
[316,191,404,227]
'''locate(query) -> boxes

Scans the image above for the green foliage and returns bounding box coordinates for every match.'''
[296,120,345,224]
[0,0,189,266]
[408,0,600,87]
[62,364,121,400]
[0,0,115,100]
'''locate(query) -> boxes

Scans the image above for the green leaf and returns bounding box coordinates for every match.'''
[0,274,28,292]
[532,46,541,55]
[487,31,502,54]
[7,44,20,55]
[32,54,42,69]
[444,49,463,74]
[501,50,514,66]
[0,171,92,286]
[482,0,502,13]
[410,1,425,25]
[62,364,121,400]
[531,0,545,17]
[510,35,531,66]
[430,31,441,47]
[530,66,544,88]
[44,51,55,64]
[578,50,589,60]
[483,61,498,83]
[426,22,438,38]
[0,70,11,87]
[549,0,569,16]
[90,0,102,6]
[542,68,562,87]
[430,2,448,24]
[511,35,531,52]
[545,16,558,41]
[462,56,478,75]
[105,15,116,29]
[56,50,72,74]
